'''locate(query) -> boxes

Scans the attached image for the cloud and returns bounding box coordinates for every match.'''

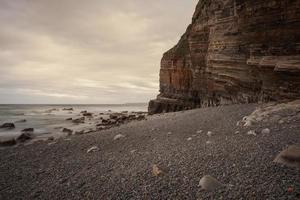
[0,0,198,104]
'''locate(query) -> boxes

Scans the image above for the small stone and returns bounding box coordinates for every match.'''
[167,132,172,135]
[130,150,137,154]
[287,187,294,193]
[113,134,125,140]
[62,128,73,135]
[278,120,285,124]
[247,130,257,136]
[187,137,192,141]
[152,164,163,176]
[243,120,252,127]
[48,142,57,146]
[235,131,240,134]
[206,141,212,144]
[261,128,270,134]
[75,130,84,135]
[87,146,99,153]
[198,175,223,191]
[207,131,213,137]
[196,130,203,134]
[47,136,55,141]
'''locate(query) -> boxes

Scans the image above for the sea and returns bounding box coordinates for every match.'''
[0,103,147,142]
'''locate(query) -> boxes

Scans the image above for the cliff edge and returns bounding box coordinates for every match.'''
[149,0,300,114]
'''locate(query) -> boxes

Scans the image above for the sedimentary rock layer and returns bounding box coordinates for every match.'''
[149,0,300,114]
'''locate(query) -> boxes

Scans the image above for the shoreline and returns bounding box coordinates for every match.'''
[0,107,148,148]
[0,102,299,199]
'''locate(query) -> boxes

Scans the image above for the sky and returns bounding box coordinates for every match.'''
[0,0,198,104]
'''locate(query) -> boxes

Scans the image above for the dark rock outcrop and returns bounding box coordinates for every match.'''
[0,139,17,147]
[0,123,15,129]
[17,133,34,143]
[149,0,300,114]
[21,128,34,132]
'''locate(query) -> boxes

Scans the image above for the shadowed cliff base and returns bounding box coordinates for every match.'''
[149,0,300,114]
[0,101,299,199]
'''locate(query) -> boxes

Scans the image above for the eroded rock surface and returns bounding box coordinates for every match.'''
[149,0,300,114]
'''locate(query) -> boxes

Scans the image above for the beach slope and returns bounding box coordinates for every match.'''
[0,103,299,199]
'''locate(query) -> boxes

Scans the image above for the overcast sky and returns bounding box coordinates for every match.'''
[0,0,197,104]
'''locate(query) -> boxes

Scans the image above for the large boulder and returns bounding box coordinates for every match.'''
[274,145,300,168]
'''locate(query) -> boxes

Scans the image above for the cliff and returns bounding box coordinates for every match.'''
[149,0,300,114]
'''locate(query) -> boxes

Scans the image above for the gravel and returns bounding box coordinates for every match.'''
[0,104,299,199]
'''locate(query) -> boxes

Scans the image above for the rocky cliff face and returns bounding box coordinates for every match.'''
[149,0,300,114]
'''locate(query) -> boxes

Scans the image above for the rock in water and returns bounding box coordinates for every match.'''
[22,128,34,132]
[148,0,300,114]
[62,128,73,135]
[0,123,15,129]
[274,145,300,168]
[62,108,73,111]
[15,119,26,123]
[199,175,223,191]
[17,133,33,142]
[72,117,85,124]
[0,139,17,147]
[113,134,125,140]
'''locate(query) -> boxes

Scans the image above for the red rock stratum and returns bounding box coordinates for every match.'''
[149,0,300,114]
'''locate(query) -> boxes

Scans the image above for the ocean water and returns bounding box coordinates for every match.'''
[0,104,147,141]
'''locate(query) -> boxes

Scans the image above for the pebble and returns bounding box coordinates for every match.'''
[114,134,125,140]
[243,120,252,127]
[152,164,163,176]
[207,131,213,137]
[198,175,223,191]
[261,128,270,134]
[247,130,257,136]
[196,130,203,134]
[87,146,99,153]
[206,141,212,144]
[187,137,192,141]
[130,150,137,154]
